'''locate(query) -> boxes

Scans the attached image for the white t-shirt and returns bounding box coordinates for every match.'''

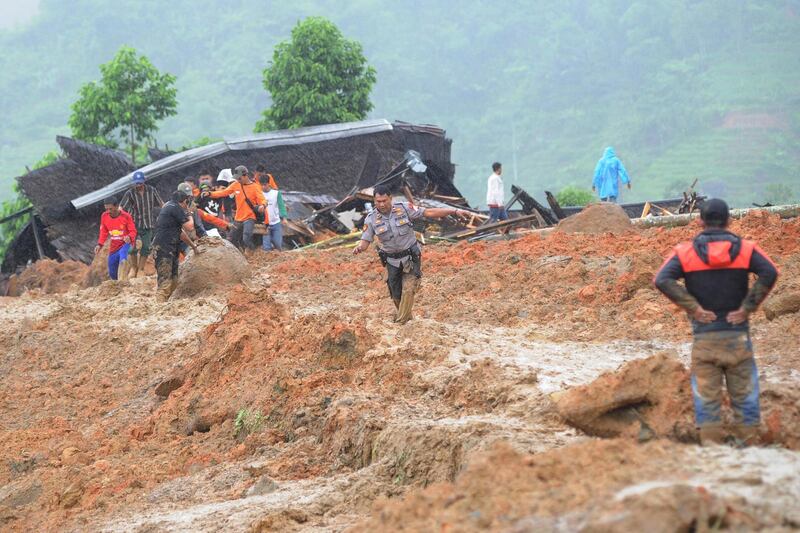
[265,189,281,226]
[486,172,504,207]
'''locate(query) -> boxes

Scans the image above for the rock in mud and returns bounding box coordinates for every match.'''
[246,476,278,497]
[582,485,757,533]
[553,352,694,440]
[556,203,633,234]
[172,238,249,298]
[59,481,84,509]
[0,481,42,509]
[155,375,185,398]
[763,291,800,320]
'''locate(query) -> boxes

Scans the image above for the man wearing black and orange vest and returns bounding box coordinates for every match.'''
[655,199,778,446]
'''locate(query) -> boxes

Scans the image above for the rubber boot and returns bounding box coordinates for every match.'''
[395,276,418,325]
[699,425,726,446]
[730,424,759,447]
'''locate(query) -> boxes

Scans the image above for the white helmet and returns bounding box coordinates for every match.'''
[216,168,234,184]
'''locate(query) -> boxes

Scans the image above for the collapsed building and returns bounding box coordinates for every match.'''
[2,119,461,273]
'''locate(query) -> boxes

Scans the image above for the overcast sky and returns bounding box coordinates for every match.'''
[0,0,39,29]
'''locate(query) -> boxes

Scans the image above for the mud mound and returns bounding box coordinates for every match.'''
[81,243,110,288]
[355,439,780,532]
[556,202,633,234]
[553,352,695,441]
[172,237,249,298]
[5,259,88,296]
[763,291,800,320]
[136,287,378,451]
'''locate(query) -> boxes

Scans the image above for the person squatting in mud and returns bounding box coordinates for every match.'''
[654,198,778,446]
[151,190,200,302]
[95,197,137,281]
[353,184,469,324]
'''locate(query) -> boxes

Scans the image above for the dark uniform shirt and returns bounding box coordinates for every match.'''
[153,201,189,250]
[361,203,425,267]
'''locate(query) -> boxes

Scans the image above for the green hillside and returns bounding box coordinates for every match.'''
[1,0,799,207]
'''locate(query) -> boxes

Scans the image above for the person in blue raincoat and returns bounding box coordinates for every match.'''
[592,147,631,203]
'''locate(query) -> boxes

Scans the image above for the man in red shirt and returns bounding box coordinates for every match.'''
[95,197,137,281]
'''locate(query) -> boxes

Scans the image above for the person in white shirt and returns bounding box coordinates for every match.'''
[486,162,508,223]
[258,174,286,251]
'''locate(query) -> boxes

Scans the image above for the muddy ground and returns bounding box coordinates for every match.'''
[0,211,798,532]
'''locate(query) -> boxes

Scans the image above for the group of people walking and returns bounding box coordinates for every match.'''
[95,165,287,300]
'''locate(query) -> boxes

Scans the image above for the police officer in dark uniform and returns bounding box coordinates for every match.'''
[353,184,469,324]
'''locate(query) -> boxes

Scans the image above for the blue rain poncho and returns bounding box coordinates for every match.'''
[592,147,630,200]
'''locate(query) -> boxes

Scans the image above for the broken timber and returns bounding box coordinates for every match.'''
[544,191,567,220]
[509,185,558,226]
[440,213,542,240]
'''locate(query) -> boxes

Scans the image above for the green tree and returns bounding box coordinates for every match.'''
[0,152,58,262]
[556,185,595,207]
[255,17,377,132]
[68,46,178,165]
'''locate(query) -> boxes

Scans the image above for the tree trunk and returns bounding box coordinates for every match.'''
[130,127,136,166]
[631,204,800,229]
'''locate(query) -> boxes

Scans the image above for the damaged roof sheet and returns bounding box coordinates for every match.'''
[71,119,393,210]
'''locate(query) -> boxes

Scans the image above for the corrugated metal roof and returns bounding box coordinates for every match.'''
[71,119,393,210]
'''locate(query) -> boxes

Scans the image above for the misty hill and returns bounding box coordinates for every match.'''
[1,0,799,206]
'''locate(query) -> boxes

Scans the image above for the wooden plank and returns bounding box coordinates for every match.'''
[641,202,651,218]
[544,191,567,220]
[441,213,542,240]
[510,185,558,225]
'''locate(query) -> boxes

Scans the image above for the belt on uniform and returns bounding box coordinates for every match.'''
[383,247,416,259]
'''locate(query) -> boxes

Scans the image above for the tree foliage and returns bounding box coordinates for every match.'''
[0,152,58,262]
[556,185,595,207]
[68,46,177,165]
[255,17,376,132]
[1,2,799,207]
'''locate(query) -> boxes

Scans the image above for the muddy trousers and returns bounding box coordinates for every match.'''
[386,263,420,324]
[107,243,131,281]
[154,245,180,302]
[691,330,760,444]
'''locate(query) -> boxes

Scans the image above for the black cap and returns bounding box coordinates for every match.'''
[103,197,118,206]
[172,190,190,203]
[701,198,729,226]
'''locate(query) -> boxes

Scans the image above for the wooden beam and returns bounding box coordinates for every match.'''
[440,213,542,240]
[545,191,567,220]
[0,206,33,225]
[30,216,45,260]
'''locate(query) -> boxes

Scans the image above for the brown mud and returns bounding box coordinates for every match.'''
[555,202,633,234]
[0,211,798,531]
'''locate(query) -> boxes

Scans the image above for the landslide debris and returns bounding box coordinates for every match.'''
[172,237,249,298]
[553,352,695,441]
[555,202,633,234]
[4,258,88,296]
[1,210,799,531]
[353,439,775,532]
